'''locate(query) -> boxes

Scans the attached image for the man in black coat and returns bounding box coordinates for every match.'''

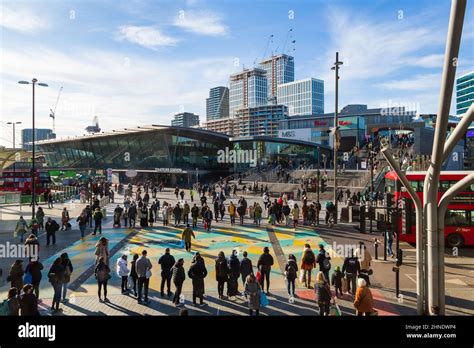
[239,251,253,287]
[45,218,59,246]
[158,248,175,297]
[257,247,274,294]
[342,249,360,295]
[171,259,186,306]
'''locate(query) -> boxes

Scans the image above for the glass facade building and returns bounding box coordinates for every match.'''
[456,71,473,116]
[22,128,55,151]
[233,105,288,138]
[206,86,229,121]
[229,68,267,116]
[259,54,295,101]
[171,112,200,127]
[277,78,324,116]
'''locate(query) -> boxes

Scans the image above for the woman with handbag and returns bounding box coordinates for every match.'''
[244,273,261,316]
[48,258,65,313]
[60,253,73,302]
[314,271,332,316]
[353,278,376,316]
[95,256,111,303]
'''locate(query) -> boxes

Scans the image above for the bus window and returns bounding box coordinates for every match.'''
[410,180,418,192]
[445,210,469,226]
[418,180,424,192]
[440,181,450,192]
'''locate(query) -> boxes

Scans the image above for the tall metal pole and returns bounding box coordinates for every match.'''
[332,52,343,224]
[32,79,37,219]
[423,0,466,316]
[370,152,374,233]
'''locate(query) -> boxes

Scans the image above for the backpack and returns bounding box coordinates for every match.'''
[286,262,297,279]
[0,300,9,316]
[304,251,315,265]
[323,258,331,271]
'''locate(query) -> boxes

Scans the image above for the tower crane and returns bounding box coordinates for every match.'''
[49,86,63,133]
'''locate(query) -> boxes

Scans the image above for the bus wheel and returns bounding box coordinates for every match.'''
[447,234,464,248]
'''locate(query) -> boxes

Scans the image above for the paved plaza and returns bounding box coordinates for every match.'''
[0,188,472,316]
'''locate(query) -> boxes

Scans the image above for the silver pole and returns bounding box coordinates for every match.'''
[423,0,466,316]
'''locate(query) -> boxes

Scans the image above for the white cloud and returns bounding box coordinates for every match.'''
[0,3,50,32]
[116,25,178,49]
[174,10,227,36]
[375,74,439,91]
[406,54,445,68]
[0,46,235,146]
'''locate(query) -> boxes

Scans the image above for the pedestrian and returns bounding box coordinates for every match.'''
[188,252,207,306]
[254,203,263,227]
[181,224,196,252]
[24,259,43,299]
[173,204,182,226]
[204,208,213,231]
[14,216,28,243]
[129,253,139,296]
[285,254,298,296]
[257,246,274,294]
[158,248,175,297]
[95,256,111,303]
[116,254,130,294]
[331,266,344,298]
[19,284,40,316]
[61,207,70,231]
[314,271,332,316]
[300,244,316,288]
[44,217,59,246]
[128,204,137,228]
[36,207,45,231]
[4,288,20,316]
[47,191,54,208]
[77,211,88,239]
[282,203,291,226]
[215,251,230,300]
[171,258,186,306]
[240,251,253,288]
[47,257,64,312]
[140,205,148,227]
[355,241,373,286]
[92,207,103,235]
[244,273,261,316]
[136,250,152,304]
[228,249,241,298]
[191,203,199,228]
[228,202,236,225]
[342,249,360,296]
[183,202,190,225]
[291,204,300,229]
[354,278,376,316]
[316,244,331,282]
[95,237,109,265]
[8,260,24,292]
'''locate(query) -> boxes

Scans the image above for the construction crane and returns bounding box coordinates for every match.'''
[281,28,295,55]
[49,86,63,133]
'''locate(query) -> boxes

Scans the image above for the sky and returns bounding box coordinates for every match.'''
[0,0,473,147]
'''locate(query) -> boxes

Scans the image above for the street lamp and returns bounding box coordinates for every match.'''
[331,52,343,224]
[18,79,48,219]
[7,121,22,193]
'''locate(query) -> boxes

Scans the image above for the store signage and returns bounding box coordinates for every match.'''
[155,168,185,173]
[339,120,352,126]
[278,128,312,142]
[314,120,327,126]
[125,169,138,178]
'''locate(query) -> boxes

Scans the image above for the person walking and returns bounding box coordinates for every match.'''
[171,258,186,306]
[228,202,236,225]
[95,237,110,266]
[92,208,103,235]
[331,266,344,298]
[300,244,316,288]
[24,259,43,300]
[130,254,139,296]
[95,256,111,302]
[14,216,28,243]
[354,278,375,316]
[314,271,332,316]
[203,209,213,231]
[181,224,196,252]
[191,203,199,228]
[239,251,253,288]
[136,250,152,305]
[173,204,182,227]
[227,249,241,298]
[285,254,298,296]
[8,260,24,292]
[257,247,274,294]
[158,248,175,297]
[5,288,20,316]
[45,217,59,246]
[355,241,373,286]
[36,207,45,231]
[47,258,65,312]
[61,207,70,231]
[254,203,263,227]
[183,202,190,225]
[244,273,261,316]
[188,253,207,306]
[116,254,130,294]
[215,251,230,300]
[77,211,88,239]
[19,284,40,316]
[342,249,360,296]
[291,204,300,230]
[316,244,331,282]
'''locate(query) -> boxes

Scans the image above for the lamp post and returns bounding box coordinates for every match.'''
[7,121,22,194]
[18,79,48,219]
[331,52,343,224]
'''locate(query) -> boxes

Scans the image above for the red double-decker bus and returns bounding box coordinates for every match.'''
[385,171,474,248]
[0,169,51,195]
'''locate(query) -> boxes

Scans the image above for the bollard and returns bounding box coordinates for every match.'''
[383,231,387,261]
[373,238,379,260]
[393,265,400,298]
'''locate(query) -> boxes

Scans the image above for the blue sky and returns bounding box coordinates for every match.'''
[1,0,473,147]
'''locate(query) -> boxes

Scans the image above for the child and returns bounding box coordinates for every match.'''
[331,266,343,298]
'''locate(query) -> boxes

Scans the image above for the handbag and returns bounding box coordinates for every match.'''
[146,269,152,279]
[23,272,33,284]
[256,271,261,283]
[342,277,348,293]
[329,298,342,316]
[298,269,305,283]
[260,291,269,307]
